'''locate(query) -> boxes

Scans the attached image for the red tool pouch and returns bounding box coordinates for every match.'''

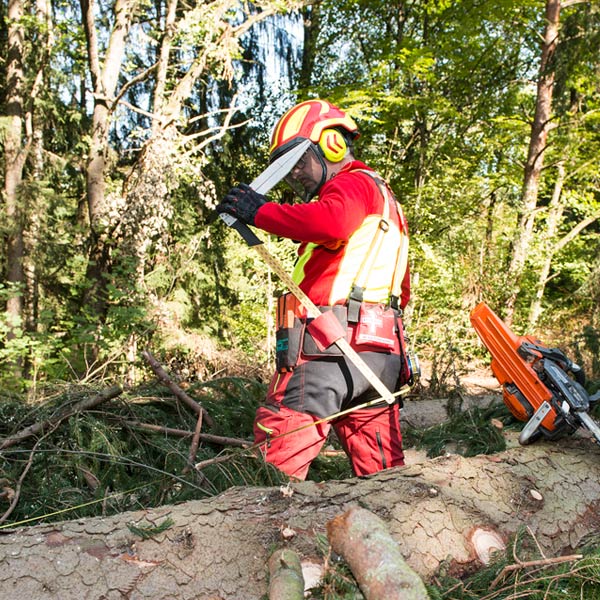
[355,303,397,350]
[302,305,348,357]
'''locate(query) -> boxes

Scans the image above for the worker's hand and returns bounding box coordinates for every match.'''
[216,183,266,226]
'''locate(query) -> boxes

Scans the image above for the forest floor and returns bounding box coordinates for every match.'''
[400,360,513,465]
[401,359,503,428]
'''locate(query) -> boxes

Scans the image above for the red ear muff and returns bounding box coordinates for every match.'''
[318,129,348,162]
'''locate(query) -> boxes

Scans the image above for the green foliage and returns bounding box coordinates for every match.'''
[127,516,175,539]
[307,451,353,482]
[0,379,290,528]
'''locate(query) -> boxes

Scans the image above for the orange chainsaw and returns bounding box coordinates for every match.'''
[470,302,600,445]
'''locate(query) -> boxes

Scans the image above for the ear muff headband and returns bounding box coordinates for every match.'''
[318,129,348,162]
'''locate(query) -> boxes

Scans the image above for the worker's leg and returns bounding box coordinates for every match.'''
[333,402,404,476]
[253,404,330,480]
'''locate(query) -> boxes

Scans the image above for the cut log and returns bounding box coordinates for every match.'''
[327,506,430,599]
[1,437,599,599]
[268,548,305,600]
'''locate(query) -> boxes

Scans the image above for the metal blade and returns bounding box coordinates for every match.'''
[219,138,311,237]
[249,138,311,195]
[518,400,552,445]
[577,411,600,445]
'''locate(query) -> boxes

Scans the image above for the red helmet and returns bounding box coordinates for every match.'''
[269,99,359,162]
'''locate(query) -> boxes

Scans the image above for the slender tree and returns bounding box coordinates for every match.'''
[298,1,322,93]
[80,0,138,322]
[504,0,561,325]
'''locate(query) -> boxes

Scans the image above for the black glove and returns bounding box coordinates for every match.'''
[216,183,266,226]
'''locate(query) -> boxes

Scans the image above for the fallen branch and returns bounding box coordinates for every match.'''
[142,349,215,428]
[326,505,430,600]
[183,411,204,474]
[488,554,583,590]
[194,451,257,471]
[0,385,123,450]
[120,420,250,448]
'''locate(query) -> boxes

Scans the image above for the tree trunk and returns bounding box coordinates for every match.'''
[80,0,136,321]
[528,161,565,327]
[298,1,321,93]
[505,0,560,325]
[2,436,600,599]
[22,0,54,369]
[3,0,27,345]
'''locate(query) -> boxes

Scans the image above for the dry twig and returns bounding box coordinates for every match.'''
[183,411,204,474]
[488,554,584,591]
[142,349,214,428]
[120,420,249,447]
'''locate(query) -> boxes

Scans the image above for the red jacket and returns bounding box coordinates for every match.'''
[255,160,410,308]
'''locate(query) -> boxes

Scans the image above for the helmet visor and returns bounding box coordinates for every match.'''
[284,144,326,202]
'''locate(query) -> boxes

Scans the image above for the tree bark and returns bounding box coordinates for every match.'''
[3,0,27,345]
[505,0,561,325]
[1,436,600,599]
[327,506,430,600]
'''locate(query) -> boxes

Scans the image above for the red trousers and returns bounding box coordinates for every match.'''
[254,402,404,480]
[253,345,406,480]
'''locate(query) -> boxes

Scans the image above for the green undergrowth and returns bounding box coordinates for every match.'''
[402,400,515,458]
[0,375,361,529]
[0,377,290,528]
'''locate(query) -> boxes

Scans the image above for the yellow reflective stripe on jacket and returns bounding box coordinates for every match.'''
[292,242,318,286]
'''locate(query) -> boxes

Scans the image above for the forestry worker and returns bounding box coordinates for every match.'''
[216,99,413,480]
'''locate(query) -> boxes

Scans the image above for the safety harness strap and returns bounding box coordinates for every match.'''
[347,171,409,319]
